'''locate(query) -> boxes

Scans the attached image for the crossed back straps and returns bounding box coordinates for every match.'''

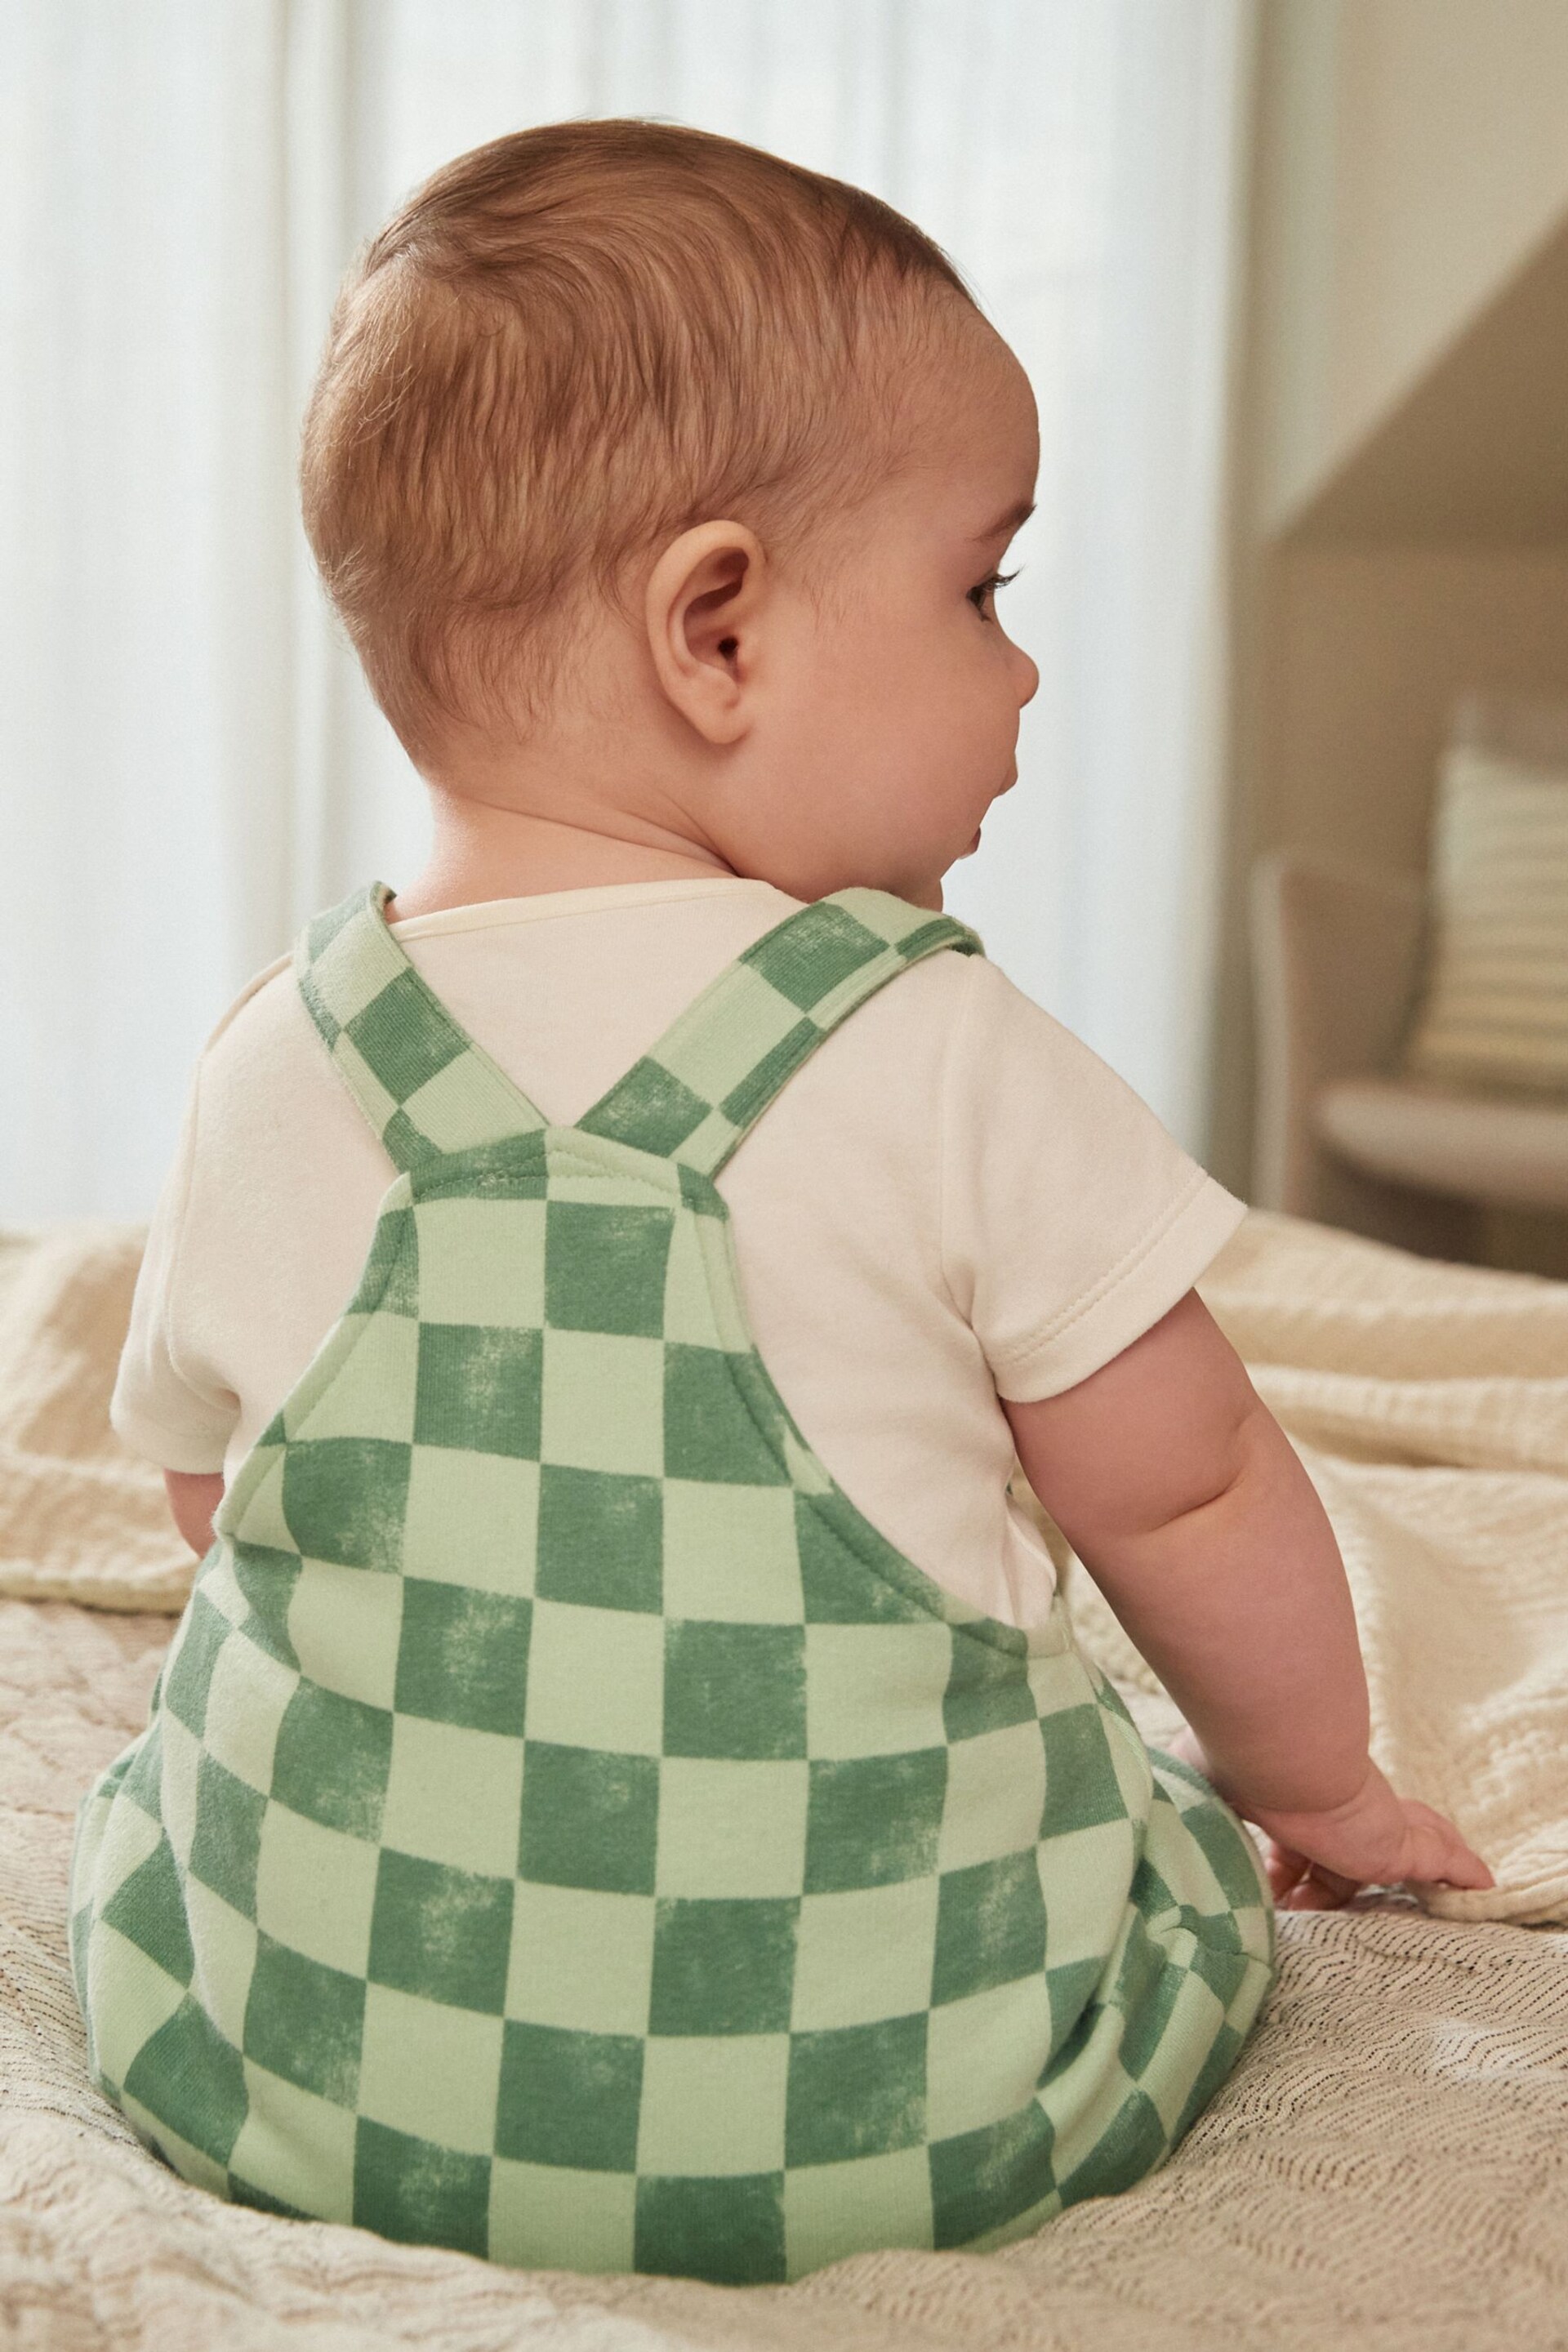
[295,883,982,1181]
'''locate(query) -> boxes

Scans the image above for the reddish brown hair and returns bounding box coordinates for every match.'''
[299,118,974,766]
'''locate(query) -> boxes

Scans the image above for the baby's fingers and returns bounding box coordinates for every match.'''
[1401,1802,1494,1891]
[1265,1841,1358,1910]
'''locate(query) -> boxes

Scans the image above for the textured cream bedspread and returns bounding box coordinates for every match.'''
[3,1215,1568,2349]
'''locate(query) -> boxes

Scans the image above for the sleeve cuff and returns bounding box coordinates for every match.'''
[990,1174,1250,1402]
[109,1393,232,1477]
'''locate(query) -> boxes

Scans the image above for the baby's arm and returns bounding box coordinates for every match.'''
[165,1470,224,1557]
[1004,1290,1492,1907]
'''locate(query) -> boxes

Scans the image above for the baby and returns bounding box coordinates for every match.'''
[70,119,1489,2286]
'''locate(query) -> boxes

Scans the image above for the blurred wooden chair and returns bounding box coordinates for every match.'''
[1250,694,1568,1258]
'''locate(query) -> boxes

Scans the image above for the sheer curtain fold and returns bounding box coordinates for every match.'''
[0,0,1251,1218]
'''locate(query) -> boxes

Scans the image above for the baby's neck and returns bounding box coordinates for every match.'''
[388,789,741,923]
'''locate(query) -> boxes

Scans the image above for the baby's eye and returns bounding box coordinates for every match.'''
[968,568,1018,617]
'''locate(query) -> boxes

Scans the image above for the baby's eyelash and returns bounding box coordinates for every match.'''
[968,568,1020,612]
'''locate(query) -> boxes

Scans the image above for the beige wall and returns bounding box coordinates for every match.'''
[1253,0,1568,532]
[1210,1,1568,1199]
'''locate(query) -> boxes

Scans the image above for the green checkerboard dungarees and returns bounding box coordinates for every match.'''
[69,881,1276,2285]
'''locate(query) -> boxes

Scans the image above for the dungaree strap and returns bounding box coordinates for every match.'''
[294,884,548,1174]
[575,889,982,1177]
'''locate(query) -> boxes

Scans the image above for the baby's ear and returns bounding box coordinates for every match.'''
[644,521,767,745]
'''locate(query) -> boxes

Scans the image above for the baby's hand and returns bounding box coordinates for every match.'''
[1252,1765,1494,1909]
[1168,1731,1494,1910]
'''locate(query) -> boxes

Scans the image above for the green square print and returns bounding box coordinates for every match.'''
[285,1557,403,1711]
[367,1847,514,2016]
[649,1897,799,2036]
[658,1212,724,1349]
[516,1741,658,1895]
[282,1438,412,1572]
[803,1750,947,1892]
[229,2060,359,2226]
[795,1498,928,1624]
[803,1623,951,1759]
[925,1975,1053,2142]
[1034,1819,1137,1970]
[544,1200,673,1337]
[352,2116,490,2259]
[394,1579,532,1736]
[782,2145,933,2274]
[289,1312,416,1444]
[504,1885,655,2033]
[200,1636,301,1800]
[163,1592,230,1740]
[653,961,803,1106]
[1040,1704,1129,1832]
[580,1058,710,1157]
[1054,2083,1166,2208]
[399,1054,537,1155]
[539,1330,664,1477]
[81,1924,186,2095]
[785,2013,926,2167]
[100,1836,194,1989]
[717,1019,820,1130]
[188,1754,266,1915]
[941,1627,1036,1744]
[741,900,884,1009]
[242,1931,364,2107]
[345,967,464,1102]
[269,1682,392,1842]
[122,1993,249,2166]
[663,1621,804,1760]
[928,2100,1056,2249]
[536,1465,662,1613]
[791,1880,939,2032]
[1178,1791,1272,1911]
[661,1481,802,1623]
[662,1347,789,1486]
[936,1721,1047,1873]
[523,1598,664,1755]
[357,1982,506,2154]
[228,1544,303,1668]
[489,2160,636,2273]
[412,1196,544,1328]
[495,2020,643,2171]
[414,1325,541,1459]
[1116,1943,1200,2095]
[400,1447,538,1595]
[634,2169,786,2286]
[352,1202,418,1319]
[305,906,391,1028]
[381,1715,524,1878]
[636,2033,791,2176]
[182,1880,259,2050]
[1046,1956,1107,2048]
[253,1799,381,1978]
[656,1757,808,1900]
[933,1854,1048,2007]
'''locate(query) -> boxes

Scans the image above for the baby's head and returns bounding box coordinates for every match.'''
[301,120,1038,906]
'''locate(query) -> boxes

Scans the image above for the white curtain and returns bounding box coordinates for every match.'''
[0,0,1253,1218]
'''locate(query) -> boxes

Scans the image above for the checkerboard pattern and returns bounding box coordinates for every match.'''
[70,882,1275,2285]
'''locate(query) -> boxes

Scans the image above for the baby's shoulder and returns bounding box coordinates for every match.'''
[187,952,361,1159]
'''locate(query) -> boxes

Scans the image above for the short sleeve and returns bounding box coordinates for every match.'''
[941,956,1247,1401]
[111,1061,240,1472]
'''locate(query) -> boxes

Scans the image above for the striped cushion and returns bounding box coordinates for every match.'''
[1403,742,1568,1096]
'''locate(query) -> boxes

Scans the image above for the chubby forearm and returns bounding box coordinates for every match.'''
[1004,1290,1370,1817]
[1067,1400,1368,1813]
